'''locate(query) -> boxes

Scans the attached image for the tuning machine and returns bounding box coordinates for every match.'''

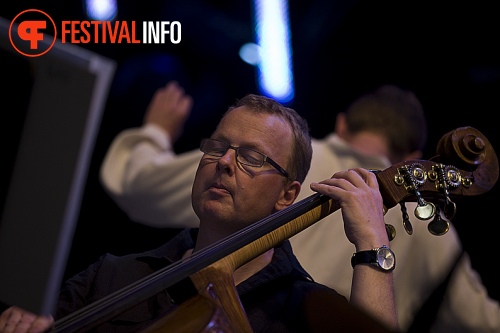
[394,162,462,236]
[427,163,461,220]
[395,163,436,230]
[427,206,450,236]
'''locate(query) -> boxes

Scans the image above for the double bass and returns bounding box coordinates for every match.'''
[53,126,499,332]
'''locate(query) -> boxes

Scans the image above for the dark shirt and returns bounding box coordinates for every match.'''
[53,228,348,333]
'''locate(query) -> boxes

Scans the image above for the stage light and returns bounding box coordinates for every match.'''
[239,42,261,66]
[253,0,294,103]
[85,0,117,21]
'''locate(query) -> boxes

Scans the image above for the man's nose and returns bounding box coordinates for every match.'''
[217,148,238,168]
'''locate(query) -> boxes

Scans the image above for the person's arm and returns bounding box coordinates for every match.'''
[310,168,398,331]
[99,81,201,228]
[431,252,500,332]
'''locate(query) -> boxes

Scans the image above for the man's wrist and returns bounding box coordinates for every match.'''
[351,245,396,272]
[143,123,173,150]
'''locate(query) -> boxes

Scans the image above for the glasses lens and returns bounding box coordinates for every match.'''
[202,139,228,156]
[237,148,264,167]
[200,139,265,168]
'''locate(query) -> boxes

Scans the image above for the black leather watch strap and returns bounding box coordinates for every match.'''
[351,250,377,268]
[351,245,395,271]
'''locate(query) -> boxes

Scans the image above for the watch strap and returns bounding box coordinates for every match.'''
[351,250,377,268]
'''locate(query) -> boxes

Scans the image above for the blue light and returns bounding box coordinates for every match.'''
[85,0,118,21]
[239,42,261,66]
[253,0,294,103]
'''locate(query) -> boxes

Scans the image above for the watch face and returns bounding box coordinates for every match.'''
[377,247,395,271]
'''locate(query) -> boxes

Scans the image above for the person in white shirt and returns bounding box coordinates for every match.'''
[100,81,500,332]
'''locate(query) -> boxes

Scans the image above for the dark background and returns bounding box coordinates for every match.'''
[2,0,499,305]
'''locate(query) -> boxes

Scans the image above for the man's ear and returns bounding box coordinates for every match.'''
[275,181,301,211]
[334,112,348,138]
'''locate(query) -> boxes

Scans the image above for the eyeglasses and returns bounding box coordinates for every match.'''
[200,138,290,179]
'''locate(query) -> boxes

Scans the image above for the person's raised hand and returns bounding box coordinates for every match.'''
[144,81,194,143]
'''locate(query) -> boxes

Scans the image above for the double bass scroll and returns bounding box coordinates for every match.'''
[376,126,499,236]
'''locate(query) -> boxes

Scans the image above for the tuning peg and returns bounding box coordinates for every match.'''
[385,223,396,241]
[414,200,436,220]
[411,187,436,220]
[443,196,457,220]
[427,206,450,236]
[399,202,413,235]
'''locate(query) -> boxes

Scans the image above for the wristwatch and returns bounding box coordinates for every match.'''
[351,245,395,272]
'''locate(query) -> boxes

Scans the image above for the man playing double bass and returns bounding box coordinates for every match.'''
[0,94,398,332]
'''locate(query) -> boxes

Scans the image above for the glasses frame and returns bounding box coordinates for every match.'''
[200,138,290,179]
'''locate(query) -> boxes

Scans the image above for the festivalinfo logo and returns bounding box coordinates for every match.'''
[9,9,181,57]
